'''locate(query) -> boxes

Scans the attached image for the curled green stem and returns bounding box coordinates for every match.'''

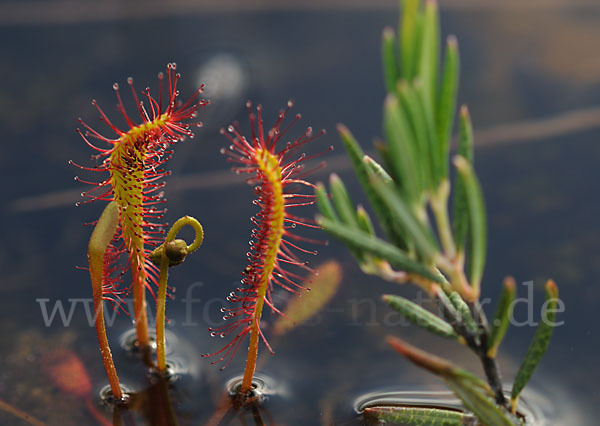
[153,216,204,373]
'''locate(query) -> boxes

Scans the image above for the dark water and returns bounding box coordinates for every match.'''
[1,2,599,425]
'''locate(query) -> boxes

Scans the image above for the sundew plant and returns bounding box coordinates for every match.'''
[74,64,207,401]
[204,101,328,400]
[73,63,208,351]
[316,0,560,424]
[74,70,328,414]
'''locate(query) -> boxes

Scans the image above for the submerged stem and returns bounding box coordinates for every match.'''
[155,216,204,373]
[250,401,266,426]
[88,201,124,401]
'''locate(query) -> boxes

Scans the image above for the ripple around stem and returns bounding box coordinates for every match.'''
[149,356,191,384]
[225,373,290,404]
[119,328,163,355]
[98,383,134,407]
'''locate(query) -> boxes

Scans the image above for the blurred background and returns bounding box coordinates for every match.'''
[0,0,599,424]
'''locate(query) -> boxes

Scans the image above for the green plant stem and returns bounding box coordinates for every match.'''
[470,302,507,407]
[480,351,506,406]
[156,257,171,373]
[156,216,204,373]
[435,256,475,303]
[429,182,479,303]
[435,287,477,347]
[437,289,508,408]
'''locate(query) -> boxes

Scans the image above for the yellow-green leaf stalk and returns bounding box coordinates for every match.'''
[151,216,204,374]
[87,201,124,401]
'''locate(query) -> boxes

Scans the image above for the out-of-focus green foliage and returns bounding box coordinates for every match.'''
[316,0,560,423]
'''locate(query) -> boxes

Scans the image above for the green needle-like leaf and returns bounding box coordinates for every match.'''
[383,294,457,339]
[418,0,440,112]
[317,216,441,283]
[315,182,338,222]
[400,0,421,80]
[436,36,459,181]
[337,125,407,249]
[356,205,376,236]
[453,155,486,295]
[511,280,560,409]
[384,94,421,201]
[329,173,359,228]
[371,177,439,261]
[452,106,474,254]
[363,405,471,425]
[445,378,515,426]
[382,27,399,93]
[488,277,517,358]
[374,140,397,183]
[414,80,440,188]
[457,106,474,164]
[364,155,393,184]
[321,176,368,263]
[398,81,433,191]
